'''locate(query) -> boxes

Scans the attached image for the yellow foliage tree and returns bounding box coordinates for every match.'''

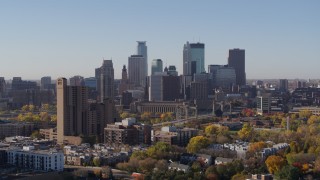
[205,124,219,137]
[238,123,254,141]
[187,136,210,153]
[248,141,267,152]
[265,155,286,174]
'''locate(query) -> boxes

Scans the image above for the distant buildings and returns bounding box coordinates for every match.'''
[0,121,35,139]
[151,59,163,75]
[56,78,118,144]
[128,55,146,88]
[40,76,51,90]
[137,41,148,77]
[119,65,129,94]
[279,79,288,92]
[256,94,271,115]
[69,75,85,86]
[228,49,246,86]
[5,146,64,172]
[183,42,205,76]
[98,60,115,101]
[154,126,198,146]
[104,118,151,145]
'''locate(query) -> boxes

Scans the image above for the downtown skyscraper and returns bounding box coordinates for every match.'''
[128,55,146,87]
[228,48,246,86]
[183,41,205,76]
[96,60,114,102]
[137,41,148,77]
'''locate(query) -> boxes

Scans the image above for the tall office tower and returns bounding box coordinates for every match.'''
[215,66,236,91]
[0,77,6,98]
[183,41,205,76]
[279,79,289,92]
[137,41,148,77]
[119,65,129,94]
[128,55,145,87]
[57,78,88,144]
[228,48,246,86]
[99,60,114,101]
[40,76,51,90]
[69,76,84,86]
[149,72,181,101]
[151,59,163,75]
[84,77,97,89]
[167,65,178,76]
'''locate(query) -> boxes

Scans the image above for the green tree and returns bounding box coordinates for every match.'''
[186,136,210,153]
[276,165,301,180]
[93,157,101,167]
[31,130,42,139]
[146,142,172,159]
[265,155,286,174]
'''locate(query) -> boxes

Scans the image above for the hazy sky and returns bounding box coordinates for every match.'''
[1,1,319,80]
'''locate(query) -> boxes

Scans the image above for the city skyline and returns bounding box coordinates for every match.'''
[1,1,319,80]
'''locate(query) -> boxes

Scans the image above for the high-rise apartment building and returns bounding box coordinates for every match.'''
[228,49,246,86]
[137,41,148,77]
[57,78,88,144]
[151,59,163,75]
[183,42,205,76]
[128,55,145,87]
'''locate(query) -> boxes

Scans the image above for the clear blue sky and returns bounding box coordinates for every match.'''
[1,0,319,80]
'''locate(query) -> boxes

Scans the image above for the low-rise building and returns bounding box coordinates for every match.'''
[104,118,151,146]
[40,128,57,141]
[168,162,190,173]
[153,126,198,146]
[215,157,234,165]
[4,146,64,172]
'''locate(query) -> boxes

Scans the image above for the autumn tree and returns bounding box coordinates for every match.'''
[265,155,286,174]
[205,124,219,137]
[93,157,101,167]
[187,136,210,153]
[141,112,152,121]
[238,123,254,141]
[299,110,312,119]
[248,141,267,153]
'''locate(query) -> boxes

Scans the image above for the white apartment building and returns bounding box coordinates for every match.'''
[6,146,64,172]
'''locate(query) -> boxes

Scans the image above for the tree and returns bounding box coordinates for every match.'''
[93,157,101,167]
[276,165,301,180]
[187,136,210,153]
[314,156,320,173]
[299,110,312,119]
[265,155,286,174]
[205,124,219,137]
[238,123,254,141]
[155,160,168,172]
[101,166,113,179]
[21,105,29,112]
[232,173,247,180]
[248,141,267,153]
[141,112,152,121]
[138,158,157,173]
[50,114,57,122]
[146,142,172,159]
[31,130,42,139]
